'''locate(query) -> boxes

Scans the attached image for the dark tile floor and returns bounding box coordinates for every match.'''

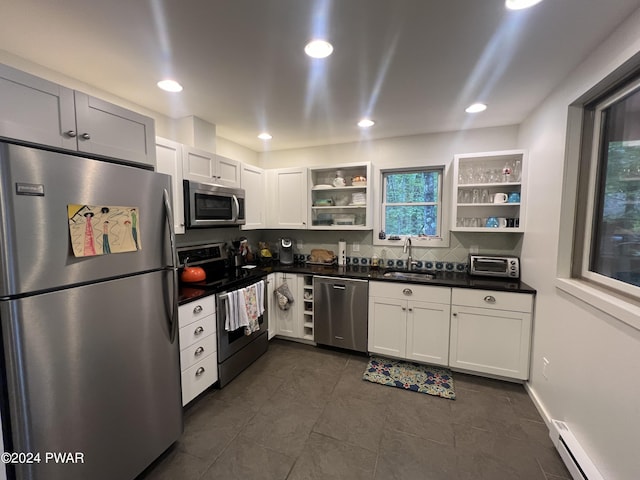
[138,339,571,480]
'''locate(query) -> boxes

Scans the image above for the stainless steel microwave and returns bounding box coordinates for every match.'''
[183,180,245,228]
[469,254,520,279]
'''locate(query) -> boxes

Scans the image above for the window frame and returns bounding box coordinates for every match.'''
[580,76,640,298]
[374,164,449,248]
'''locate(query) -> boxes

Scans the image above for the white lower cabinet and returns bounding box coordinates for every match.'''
[178,296,218,405]
[449,288,533,380]
[271,272,301,338]
[368,282,451,366]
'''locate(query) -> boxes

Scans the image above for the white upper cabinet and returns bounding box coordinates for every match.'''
[182,146,240,187]
[0,63,156,167]
[215,154,241,187]
[73,92,155,167]
[155,137,185,234]
[266,167,308,229]
[451,149,526,232]
[240,163,266,230]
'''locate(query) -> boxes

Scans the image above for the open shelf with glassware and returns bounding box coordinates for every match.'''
[308,162,372,230]
[451,150,526,233]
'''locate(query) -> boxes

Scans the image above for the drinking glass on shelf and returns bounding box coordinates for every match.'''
[513,160,522,182]
[472,189,480,203]
[480,189,490,203]
[462,190,471,203]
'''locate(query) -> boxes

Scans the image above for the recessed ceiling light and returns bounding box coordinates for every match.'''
[157,79,183,92]
[258,132,272,140]
[505,0,544,10]
[465,103,487,113]
[358,119,375,128]
[304,40,334,59]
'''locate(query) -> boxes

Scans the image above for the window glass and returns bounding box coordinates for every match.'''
[382,170,442,237]
[587,81,640,289]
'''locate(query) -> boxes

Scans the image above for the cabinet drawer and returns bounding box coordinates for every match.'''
[181,353,218,405]
[179,314,216,349]
[179,296,215,328]
[180,334,217,371]
[369,281,451,304]
[451,288,533,313]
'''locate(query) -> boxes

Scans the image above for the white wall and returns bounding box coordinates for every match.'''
[259,125,519,169]
[518,8,640,480]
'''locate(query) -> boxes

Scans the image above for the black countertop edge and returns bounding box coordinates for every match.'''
[178,263,536,305]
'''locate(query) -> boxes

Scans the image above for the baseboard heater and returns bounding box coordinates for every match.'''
[549,420,605,480]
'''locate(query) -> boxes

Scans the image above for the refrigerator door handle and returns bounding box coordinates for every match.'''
[163,189,179,344]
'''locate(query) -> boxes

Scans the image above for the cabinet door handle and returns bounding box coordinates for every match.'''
[194,326,205,335]
[81,133,91,140]
[194,346,205,357]
[65,130,77,138]
[408,308,413,312]
[483,295,496,304]
[402,288,413,296]
[452,312,458,316]
[195,367,206,377]
[193,305,203,314]
[401,306,406,311]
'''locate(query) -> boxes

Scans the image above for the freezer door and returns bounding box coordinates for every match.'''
[0,270,182,480]
[0,142,173,297]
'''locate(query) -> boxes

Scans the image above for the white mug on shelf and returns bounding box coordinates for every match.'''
[497,217,507,228]
[493,192,508,203]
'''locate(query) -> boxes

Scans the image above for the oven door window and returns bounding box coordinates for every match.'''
[195,193,232,220]
[474,258,508,273]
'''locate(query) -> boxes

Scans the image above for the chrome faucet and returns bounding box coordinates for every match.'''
[403,237,414,271]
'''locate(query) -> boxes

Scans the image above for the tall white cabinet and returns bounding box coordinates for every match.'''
[266,167,308,228]
[155,137,186,234]
[241,163,266,230]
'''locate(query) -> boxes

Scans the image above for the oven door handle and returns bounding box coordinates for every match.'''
[163,188,179,344]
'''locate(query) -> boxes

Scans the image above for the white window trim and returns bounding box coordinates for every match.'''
[373,164,450,248]
[580,77,640,299]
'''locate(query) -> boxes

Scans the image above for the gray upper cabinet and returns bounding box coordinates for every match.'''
[0,63,155,167]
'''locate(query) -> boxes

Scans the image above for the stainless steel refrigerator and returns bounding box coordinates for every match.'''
[0,142,182,480]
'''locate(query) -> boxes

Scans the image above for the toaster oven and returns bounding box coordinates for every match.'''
[469,254,520,279]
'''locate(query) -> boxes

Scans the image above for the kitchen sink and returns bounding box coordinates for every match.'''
[382,270,436,282]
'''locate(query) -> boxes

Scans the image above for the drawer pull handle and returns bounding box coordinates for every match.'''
[484,295,496,304]
[402,288,413,296]
[194,346,205,356]
[195,367,205,377]
[194,326,205,335]
[193,305,203,314]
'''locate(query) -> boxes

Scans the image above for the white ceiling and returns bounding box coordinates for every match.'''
[1,0,639,152]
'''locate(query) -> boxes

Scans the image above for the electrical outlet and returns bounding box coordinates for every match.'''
[542,357,550,379]
[470,245,479,254]
[352,242,360,252]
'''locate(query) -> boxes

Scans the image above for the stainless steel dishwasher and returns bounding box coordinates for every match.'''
[313,276,369,352]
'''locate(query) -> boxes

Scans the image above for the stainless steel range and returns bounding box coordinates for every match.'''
[177,243,269,387]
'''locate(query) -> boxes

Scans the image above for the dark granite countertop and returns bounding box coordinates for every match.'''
[178,262,535,305]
